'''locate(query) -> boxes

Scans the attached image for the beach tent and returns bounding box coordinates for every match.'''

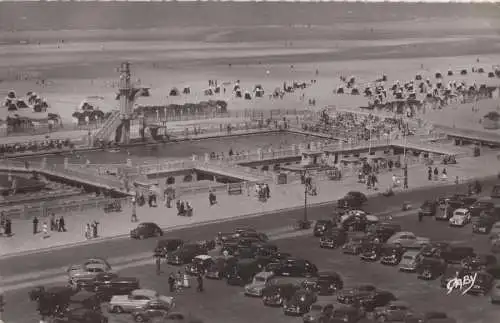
[6,90,16,99]
[460,69,468,75]
[336,86,344,94]
[16,100,29,109]
[244,92,252,100]
[415,74,422,81]
[214,86,221,94]
[447,70,453,76]
[204,88,214,96]
[488,72,495,78]
[182,86,191,94]
[435,72,442,79]
[478,67,485,73]
[235,89,242,98]
[169,87,180,96]
[351,88,360,95]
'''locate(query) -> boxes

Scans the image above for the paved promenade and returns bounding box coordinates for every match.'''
[0,153,496,258]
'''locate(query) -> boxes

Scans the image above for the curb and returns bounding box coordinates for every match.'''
[0,174,496,260]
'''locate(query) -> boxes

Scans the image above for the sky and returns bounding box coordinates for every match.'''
[0,0,498,2]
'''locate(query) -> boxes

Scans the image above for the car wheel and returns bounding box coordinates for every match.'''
[135,315,145,322]
[114,306,124,313]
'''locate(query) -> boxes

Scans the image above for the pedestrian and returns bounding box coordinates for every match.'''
[156,256,161,276]
[131,203,138,222]
[33,216,39,235]
[183,272,190,288]
[58,216,66,232]
[433,167,439,181]
[4,218,12,236]
[418,211,423,222]
[196,274,204,292]
[42,221,49,239]
[85,223,91,239]
[50,213,56,231]
[428,167,432,181]
[92,220,99,238]
[168,273,175,292]
[265,183,270,198]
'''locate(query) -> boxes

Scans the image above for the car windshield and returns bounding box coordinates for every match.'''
[455,211,466,216]
[254,276,267,282]
[403,255,414,260]
[310,304,323,311]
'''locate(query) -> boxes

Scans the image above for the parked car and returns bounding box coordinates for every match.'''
[244,271,275,297]
[304,271,344,296]
[283,289,318,316]
[93,276,140,301]
[461,253,497,271]
[472,215,496,234]
[441,246,475,264]
[343,234,376,255]
[313,219,335,237]
[130,223,163,240]
[374,301,414,322]
[360,243,383,262]
[185,255,214,276]
[466,271,494,295]
[338,191,367,209]
[331,306,366,323]
[418,200,438,217]
[356,290,397,312]
[367,223,402,243]
[131,300,173,323]
[341,211,379,232]
[420,242,450,258]
[404,312,454,323]
[154,238,183,258]
[320,229,348,249]
[399,250,423,272]
[272,258,318,278]
[380,244,405,266]
[79,272,118,292]
[490,280,500,304]
[302,302,334,323]
[227,258,262,286]
[469,199,495,217]
[440,266,468,288]
[387,232,430,249]
[337,285,377,305]
[449,208,472,227]
[108,289,174,314]
[58,308,108,323]
[262,283,301,307]
[205,256,237,280]
[167,243,206,265]
[68,263,112,287]
[417,258,447,280]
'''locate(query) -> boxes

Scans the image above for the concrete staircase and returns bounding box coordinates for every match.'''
[93,110,121,142]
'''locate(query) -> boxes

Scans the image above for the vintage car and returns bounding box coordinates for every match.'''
[490,280,500,304]
[319,229,348,249]
[360,243,383,262]
[472,215,496,234]
[272,258,318,278]
[338,191,367,209]
[68,263,112,287]
[387,232,430,250]
[399,250,423,272]
[441,246,475,264]
[244,271,275,297]
[440,266,468,288]
[153,238,183,258]
[313,219,335,237]
[93,276,140,301]
[356,290,397,312]
[331,306,366,323]
[367,223,402,243]
[307,271,344,295]
[469,199,495,217]
[108,289,174,314]
[79,272,118,292]
[283,289,317,316]
[205,256,237,279]
[467,271,494,295]
[449,208,472,227]
[374,301,414,322]
[237,232,269,246]
[418,200,438,217]
[340,211,379,232]
[461,253,497,271]
[30,286,101,315]
[167,243,206,265]
[380,244,405,266]
[233,227,257,237]
[262,283,301,307]
[185,255,214,276]
[417,257,447,280]
[420,242,450,258]
[131,300,173,322]
[130,222,163,240]
[302,302,334,323]
[404,312,454,323]
[55,308,108,323]
[227,258,262,286]
[435,199,463,221]
[342,234,375,255]
[337,285,377,304]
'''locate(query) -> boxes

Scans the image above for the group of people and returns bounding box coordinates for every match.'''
[0,211,12,237]
[427,166,449,181]
[84,220,100,240]
[0,139,73,155]
[167,271,204,293]
[31,213,67,238]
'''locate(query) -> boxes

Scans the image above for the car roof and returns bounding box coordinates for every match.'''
[403,250,420,256]
[393,231,414,236]
[131,289,158,297]
[318,271,339,277]
[139,222,156,226]
[255,271,275,278]
[454,208,469,213]
[86,263,108,269]
[389,300,410,307]
[194,255,212,261]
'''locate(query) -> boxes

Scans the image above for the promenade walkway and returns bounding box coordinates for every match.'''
[0,153,497,258]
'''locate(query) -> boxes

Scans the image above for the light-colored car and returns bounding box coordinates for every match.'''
[374,301,414,322]
[387,232,430,249]
[68,263,111,286]
[108,289,174,314]
[449,208,471,227]
[491,222,500,236]
[491,281,500,304]
[399,250,423,272]
[244,271,275,297]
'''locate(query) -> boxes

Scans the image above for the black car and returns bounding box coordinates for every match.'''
[337,285,377,305]
[306,271,344,295]
[341,213,373,232]
[167,243,206,265]
[467,271,494,295]
[215,232,236,245]
[367,223,402,243]
[419,200,438,217]
[283,289,318,316]
[360,243,383,262]
[420,242,451,258]
[226,258,261,286]
[130,222,163,240]
[54,308,108,323]
[185,255,215,276]
[154,238,183,258]
[417,257,447,280]
[461,254,497,271]
[356,290,397,312]
[441,246,475,264]
[273,258,318,278]
[473,215,496,234]
[342,235,376,255]
[206,256,237,279]
[314,220,335,237]
[262,283,301,307]
[331,306,366,323]
[338,191,367,209]
[469,200,495,217]
[220,241,239,256]
[440,266,468,288]
[380,244,405,266]
[435,199,463,221]
[79,272,118,292]
[320,229,348,249]
[94,276,140,301]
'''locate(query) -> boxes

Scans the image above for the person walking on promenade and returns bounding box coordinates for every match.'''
[196,274,204,292]
[428,167,432,181]
[92,220,99,238]
[168,273,175,292]
[50,213,56,231]
[33,216,39,235]
[155,255,161,276]
[4,217,12,237]
[42,222,49,239]
[58,216,66,232]
[433,167,439,181]
[131,202,138,223]
[85,223,91,239]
